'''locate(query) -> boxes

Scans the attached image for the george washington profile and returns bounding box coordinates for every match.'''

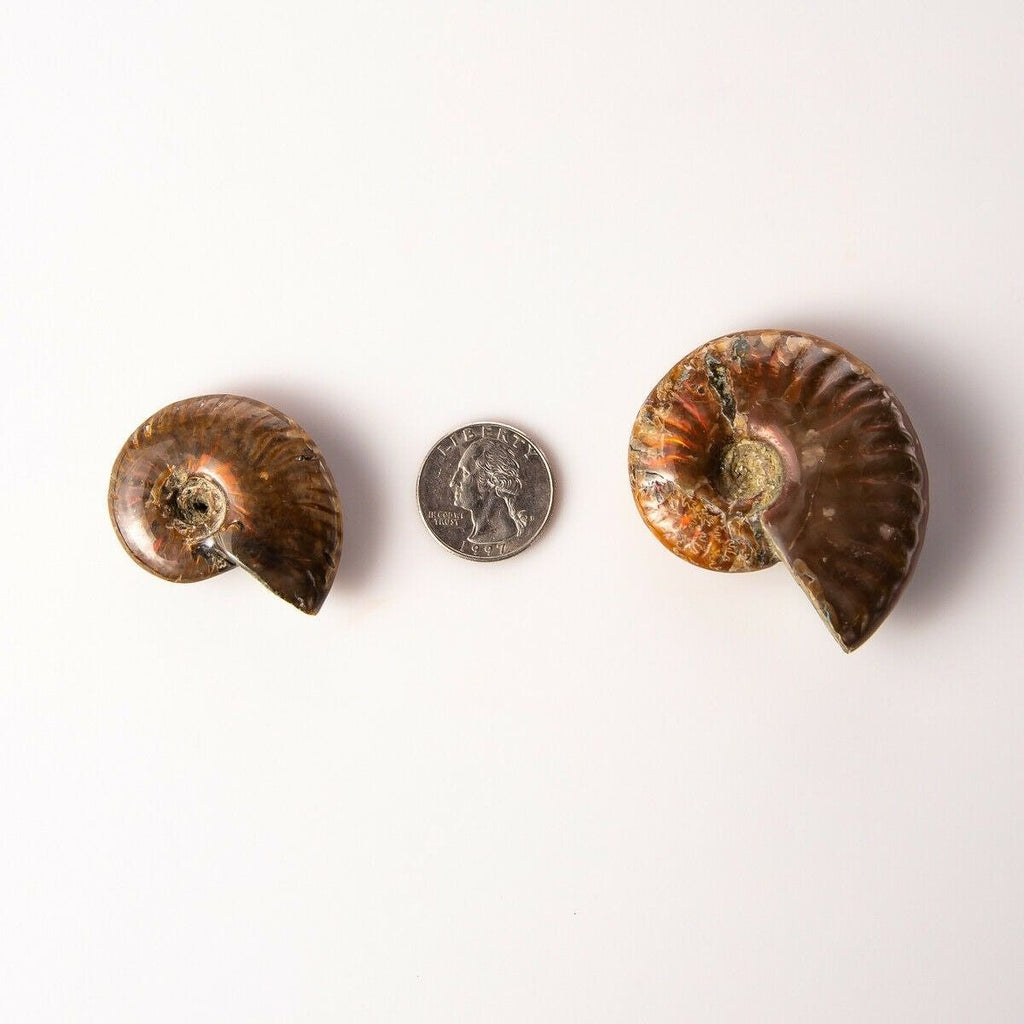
[448,438,529,545]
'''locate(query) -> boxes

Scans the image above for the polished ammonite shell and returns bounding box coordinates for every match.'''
[629,330,928,651]
[109,395,342,614]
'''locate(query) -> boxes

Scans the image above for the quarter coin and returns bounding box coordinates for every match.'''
[417,422,554,561]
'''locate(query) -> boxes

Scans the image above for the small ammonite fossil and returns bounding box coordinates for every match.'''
[109,395,342,614]
[629,330,928,651]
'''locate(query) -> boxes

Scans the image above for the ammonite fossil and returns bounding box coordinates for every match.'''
[629,330,928,651]
[109,395,342,614]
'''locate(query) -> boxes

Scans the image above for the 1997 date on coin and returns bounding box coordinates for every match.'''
[417,422,554,562]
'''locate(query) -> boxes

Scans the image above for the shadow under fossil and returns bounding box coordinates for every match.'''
[220,380,384,602]
[782,316,992,630]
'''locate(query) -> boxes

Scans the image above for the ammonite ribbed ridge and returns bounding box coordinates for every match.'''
[629,330,928,651]
[109,395,342,614]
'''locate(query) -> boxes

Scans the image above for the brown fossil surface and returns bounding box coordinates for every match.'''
[629,330,928,651]
[109,395,342,614]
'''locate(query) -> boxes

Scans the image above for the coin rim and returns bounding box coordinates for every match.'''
[416,420,554,563]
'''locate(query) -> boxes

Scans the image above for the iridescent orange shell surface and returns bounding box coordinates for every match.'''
[109,395,342,614]
[629,330,928,651]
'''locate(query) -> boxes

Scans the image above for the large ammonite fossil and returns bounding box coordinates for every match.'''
[629,330,928,651]
[109,395,342,614]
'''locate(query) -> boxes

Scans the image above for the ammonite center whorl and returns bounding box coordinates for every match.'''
[629,330,928,651]
[109,395,343,614]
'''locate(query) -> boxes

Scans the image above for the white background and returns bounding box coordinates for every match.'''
[2,2,1023,1021]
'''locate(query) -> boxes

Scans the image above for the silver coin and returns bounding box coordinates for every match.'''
[417,422,554,561]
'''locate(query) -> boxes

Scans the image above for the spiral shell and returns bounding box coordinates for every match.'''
[109,395,342,614]
[629,330,928,651]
